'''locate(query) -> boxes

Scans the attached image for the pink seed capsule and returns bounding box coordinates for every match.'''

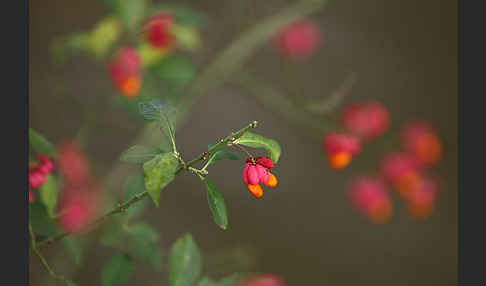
[242,163,250,185]
[247,165,260,185]
[256,157,274,170]
[256,164,269,184]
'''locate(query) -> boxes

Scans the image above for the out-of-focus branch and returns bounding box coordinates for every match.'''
[30,223,66,282]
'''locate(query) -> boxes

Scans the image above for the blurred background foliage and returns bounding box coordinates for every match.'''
[29,0,457,285]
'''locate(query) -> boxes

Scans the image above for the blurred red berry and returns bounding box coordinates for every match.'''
[379,152,421,197]
[273,19,320,60]
[405,178,439,219]
[401,120,442,168]
[349,176,392,224]
[29,164,46,188]
[144,13,175,50]
[107,46,142,98]
[58,184,102,233]
[57,140,92,187]
[37,154,54,175]
[236,274,286,286]
[29,190,34,203]
[322,132,361,170]
[341,101,390,140]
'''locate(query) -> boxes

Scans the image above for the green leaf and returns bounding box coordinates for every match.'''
[149,54,195,87]
[89,16,122,59]
[120,145,160,164]
[148,3,206,27]
[29,128,56,157]
[234,131,281,163]
[202,178,228,230]
[66,280,79,286]
[39,174,58,217]
[101,253,135,286]
[138,100,178,139]
[99,217,126,249]
[169,233,202,286]
[62,236,84,265]
[217,273,242,286]
[29,202,59,237]
[123,171,148,219]
[115,0,146,31]
[196,277,217,286]
[143,152,178,207]
[205,150,239,168]
[128,222,159,261]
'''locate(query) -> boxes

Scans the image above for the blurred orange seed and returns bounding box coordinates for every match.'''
[328,152,352,170]
[120,76,141,98]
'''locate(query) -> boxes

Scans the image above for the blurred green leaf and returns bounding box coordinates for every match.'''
[172,25,201,52]
[202,178,228,230]
[217,273,242,286]
[66,280,79,286]
[148,3,206,27]
[101,253,135,286]
[123,171,148,220]
[29,128,56,157]
[51,32,91,64]
[169,233,202,286]
[115,0,147,31]
[89,16,122,59]
[29,202,58,237]
[139,100,178,140]
[127,222,161,269]
[205,150,239,168]
[234,132,281,163]
[62,236,84,265]
[196,277,217,286]
[149,54,196,86]
[143,152,178,207]
[39,174,58,217]
[99,217,127,249]
[120,145,160,164]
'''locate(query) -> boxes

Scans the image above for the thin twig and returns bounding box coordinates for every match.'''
[29,224,66,282]
[37,121,257,248]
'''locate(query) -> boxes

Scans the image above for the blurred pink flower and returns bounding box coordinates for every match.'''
[273,19,320,60]
[322,132,361,170]
[236,274,286,286]
[401,120,442,168]
[341,101,389,141]
[349,176,392,224]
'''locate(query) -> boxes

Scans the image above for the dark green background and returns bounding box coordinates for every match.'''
[29,0,457,285]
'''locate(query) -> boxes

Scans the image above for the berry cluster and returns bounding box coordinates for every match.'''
[242,157,278,198]
[29,155,54,203]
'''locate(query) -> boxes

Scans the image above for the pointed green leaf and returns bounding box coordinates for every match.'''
[234,131,281,163]
[120,145,159,164]
[62,236,84,265]
[149,54,196,87]
[169,233,202,286]
[39,174,58,217]
[29,128,56,157]
[196,277,217,286]
[126,222,162,270]
[202,178,228,230]
[205,150,239,168]
[143,152,178,207]
[66,280,79,286]
[101,253,135,286]
[115,0,146,31]
[123,171,148,219]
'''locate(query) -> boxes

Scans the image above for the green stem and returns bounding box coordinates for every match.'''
[30,223,66,282]
[175,121,258,174]
[37,121,257,248]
